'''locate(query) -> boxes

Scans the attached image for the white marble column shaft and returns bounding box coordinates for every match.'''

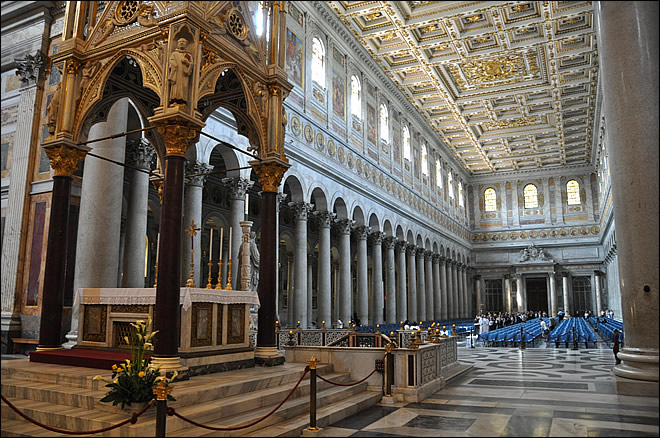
[307,255,313,328]
[336,219,353,325]
[384,237,396,324]
[416,249,425,323]
[439,257,448,320]
[432,255,441,320]
[425,252,434,321]
[315,211,333,326]
[180,161,209,287]
[594,272,602,315]
[445,260,454,319]
[462,266,469,317]
[475,275,482,315]
[516,276,524,312]
[355,226,369,326]
[505,275,512,313]
[396,241,407,322]
[290,202,311,328]
[407,245,417,322]
[222,177,252,285]
[370,232,385,325]
[549,272,557,317]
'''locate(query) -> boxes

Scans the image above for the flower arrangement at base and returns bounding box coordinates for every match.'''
[94,317,176,409]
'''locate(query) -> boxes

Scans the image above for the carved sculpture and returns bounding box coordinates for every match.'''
[47,82,62,135]
[168,38,194,105]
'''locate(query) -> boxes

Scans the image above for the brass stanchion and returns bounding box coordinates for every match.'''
[225,259,233,290]
[215,260,223,289]
[153,380,172,437]
[206,261,213,289]
[307,356,319,432]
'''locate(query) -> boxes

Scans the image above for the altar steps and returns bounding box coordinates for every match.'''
[1,359,381,437]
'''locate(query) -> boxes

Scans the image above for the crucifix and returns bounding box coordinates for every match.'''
[185,220,201,288]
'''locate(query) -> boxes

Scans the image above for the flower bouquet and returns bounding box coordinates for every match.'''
[94,317,176,409]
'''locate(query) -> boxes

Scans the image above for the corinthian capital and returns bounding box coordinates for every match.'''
[383,236,396,250]
[222,177,253,199]
[314,210,335,228]
[289,201,313,221]
[15,51,46,86]
[353,225,370,240]
[334,218,354,235]
[126,138,156,169]
[185,160,213,187]
[369,231,385,245]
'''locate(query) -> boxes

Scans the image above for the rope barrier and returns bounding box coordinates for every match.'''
[166,366,309,431]
[1,394,153,435]
[317,352,387,387]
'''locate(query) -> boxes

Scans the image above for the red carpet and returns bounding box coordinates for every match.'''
[29,348,140,370]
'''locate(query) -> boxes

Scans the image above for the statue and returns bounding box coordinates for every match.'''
[168,37,193,105]
[520,243,548,262]
[520,246,529,262]
[47,82,61,135]
[249,231,260,291]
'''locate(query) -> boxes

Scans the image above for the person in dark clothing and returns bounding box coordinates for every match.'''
[613,329,621,365]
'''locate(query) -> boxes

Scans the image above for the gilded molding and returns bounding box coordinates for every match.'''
[251,160,290,193]
[156,123,201,157]
[44,145,88,177]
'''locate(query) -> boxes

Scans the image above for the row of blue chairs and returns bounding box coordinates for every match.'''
[477,318,547,345]
[547,317,597,346]
[589,316,623,343]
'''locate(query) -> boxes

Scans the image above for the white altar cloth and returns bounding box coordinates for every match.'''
[74,288,260,311]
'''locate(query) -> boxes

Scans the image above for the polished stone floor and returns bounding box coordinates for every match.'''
[325,346,660,437]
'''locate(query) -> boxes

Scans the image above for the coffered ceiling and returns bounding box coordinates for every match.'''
[328,1,599,175]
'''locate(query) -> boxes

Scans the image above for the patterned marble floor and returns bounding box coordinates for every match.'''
[325,347,660,437]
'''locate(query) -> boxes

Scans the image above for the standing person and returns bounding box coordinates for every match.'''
[612,329,621,365]
[540,319,550,338]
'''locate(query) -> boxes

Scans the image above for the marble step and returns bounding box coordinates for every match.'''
[1,360,111,390]
[253,390,383,437]
[1,363,335,411]
[1,370,354,436]
[166,380,373,437]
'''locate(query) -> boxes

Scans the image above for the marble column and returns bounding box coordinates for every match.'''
[516,275,524,312]
[370,232,385,325]
[336,219,353,325]
[505,274,512,313]
[121,139,156,288]
[407,244,418,322]
[457,264,465,318]
[286,252,294,327]
[355,225,369,326]
[596,1,659,386]
[222,177,253,285]
[445,260,454,319]
[425,251,434,321]
[180,160,211,287]
[432,255,441,321]
[384,237,397,324]
[315,211,333,327]
[395,241,407,322]
[72,99,128,296]
[594,271,603,315]
[2,52,46,346]
[416,248,425,323]
[562,272,570,315]
[462,265,469,317]
[475,275,482,314]
[290,202,311,328]
[549,272,557,317]
[452,261,459,318]
[439,257,448,320]
[307,254,314,328]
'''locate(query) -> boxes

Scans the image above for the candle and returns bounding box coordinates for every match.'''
[219,228,224,262]
[228,226,232,258]
[156,232,160,259]
[209,228,213,261]
[244,193,249,219]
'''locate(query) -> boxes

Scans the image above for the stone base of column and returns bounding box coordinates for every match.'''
[254,346,285,366]
[613,348,659,396]
[149,356,188,375]
[301,426,325,437]
[62,331,78,350]
[381,394,396,404]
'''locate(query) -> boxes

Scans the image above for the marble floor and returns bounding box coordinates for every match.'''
[325,346,660,437]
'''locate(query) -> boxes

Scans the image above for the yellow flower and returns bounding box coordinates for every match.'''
[138,371,145,378]
[117,367,124,373]
[111,364,117,370]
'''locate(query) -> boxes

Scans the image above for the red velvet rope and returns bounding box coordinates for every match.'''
[1,394,153,435]
[317,352,387,387]
[166,366,310,431]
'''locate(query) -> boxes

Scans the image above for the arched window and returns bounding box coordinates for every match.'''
[421,144,428,176]
[402,126,411,161]
[566,179,580,205]
[379,103,389,143]
[435,159,442,189]
[484,187,497,212]
[523,184,538,209]
[311,37,325,88]
[448,172,454,199]
[458,181,464,207]
[350,75,361,120]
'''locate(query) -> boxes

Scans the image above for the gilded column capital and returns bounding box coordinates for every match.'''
[155,122,201,157]
[44,144,88,177]
[250,158,290,193]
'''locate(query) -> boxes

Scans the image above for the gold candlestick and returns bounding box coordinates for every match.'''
[215,261,223,289]
[153,263,158,288]
[206,261,213,289]
[185,248,195,288]
[225,259,233,290]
